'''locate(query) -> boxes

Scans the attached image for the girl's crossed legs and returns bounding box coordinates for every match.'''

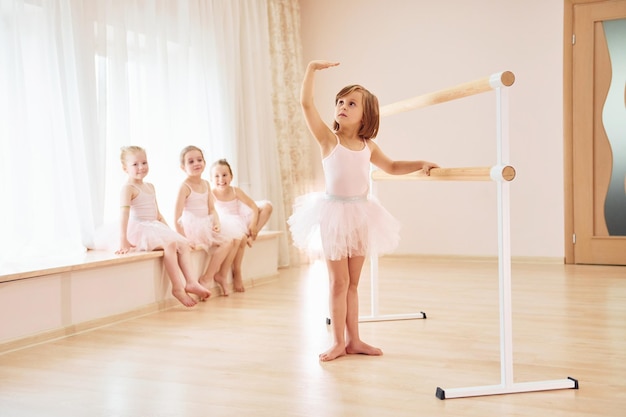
[162,241,211,307]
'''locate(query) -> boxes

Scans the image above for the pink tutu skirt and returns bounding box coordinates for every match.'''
[178,212,229,247]
[287,192,400,261]
[91,219,189,253]
[127,219,189,252]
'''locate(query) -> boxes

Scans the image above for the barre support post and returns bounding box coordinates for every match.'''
[363,70,577,398]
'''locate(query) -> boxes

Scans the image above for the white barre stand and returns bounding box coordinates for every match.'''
[366,71,578,399]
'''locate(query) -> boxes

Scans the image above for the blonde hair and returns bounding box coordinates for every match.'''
[180,145,205,165]
[333,84,379,140]
[120,145,146,166]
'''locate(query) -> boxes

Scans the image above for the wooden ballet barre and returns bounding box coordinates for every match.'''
[380,71,515,117]
[371,165,516,182]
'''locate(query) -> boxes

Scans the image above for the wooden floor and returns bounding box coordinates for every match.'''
[1,257,624,417]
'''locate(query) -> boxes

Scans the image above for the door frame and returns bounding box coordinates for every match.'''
[564,0,590,264]
[563,0,576,265]
[563,0,612,264]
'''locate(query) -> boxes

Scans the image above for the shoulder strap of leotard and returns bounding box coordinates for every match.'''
[128,183,141,192]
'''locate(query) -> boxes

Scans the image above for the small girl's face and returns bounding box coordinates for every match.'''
[123,151,149,180]
[334,91,364,128]
[211,164,233,188]
[182,149,206,177]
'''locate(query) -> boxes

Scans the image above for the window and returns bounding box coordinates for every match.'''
[0,1,278,264]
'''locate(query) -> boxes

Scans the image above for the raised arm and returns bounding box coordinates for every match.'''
[300,60,341,154]
[369,141,439,175]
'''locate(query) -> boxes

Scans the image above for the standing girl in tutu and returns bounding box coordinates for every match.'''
[174,145,235,295]
[289,60,439,362]
[117,145,210,307]
[210,159,273,293]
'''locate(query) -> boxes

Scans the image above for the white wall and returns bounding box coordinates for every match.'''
[299,0,564,259]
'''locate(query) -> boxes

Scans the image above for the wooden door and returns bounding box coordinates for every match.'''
[570,0,626,265]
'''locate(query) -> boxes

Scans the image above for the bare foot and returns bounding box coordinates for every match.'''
[214,273,230,296]
[172,288,197,307]
[195,279,210,302]
[346,340,383,356]
[319,344,347,362]
[185,282,211,301]
[198,274,211,288]
[233,271,245,292]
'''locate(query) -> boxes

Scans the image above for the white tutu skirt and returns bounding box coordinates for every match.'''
[91,219,189,253]
[127,219,189,252]
[287,192,400,261]
[216,212,248,241]
[178,212,230,247]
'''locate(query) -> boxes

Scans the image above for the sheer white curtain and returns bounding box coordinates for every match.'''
[208,1,287,263]
[266,0,314,266]
[0,0,287,266]
[94,1,238,230]
[0,0,92,265]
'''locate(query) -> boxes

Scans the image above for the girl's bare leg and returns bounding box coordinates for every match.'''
[199,240,232,289]
[319,258,350,362]
[215,238,241,296]
[344,255,382,356]
[249,202,273,246]
[176,243,211,301]
[161,243,197,307]
[231,238,247,292]
[257,201,273,228]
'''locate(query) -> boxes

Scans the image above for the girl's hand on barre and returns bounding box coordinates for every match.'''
[421,162,439,175]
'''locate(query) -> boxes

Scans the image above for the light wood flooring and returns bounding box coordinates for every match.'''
[1,257,624,417]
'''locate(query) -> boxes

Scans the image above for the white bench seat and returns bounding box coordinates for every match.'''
[0,231,282,353]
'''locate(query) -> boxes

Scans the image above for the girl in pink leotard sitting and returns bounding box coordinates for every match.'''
[174,145,236,295]
[116,145,210,307]
[209,159,273,294]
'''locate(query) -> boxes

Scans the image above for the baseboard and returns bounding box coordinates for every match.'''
[0,299,176,355]
[0,272,276,355]
[382,254,565,264]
